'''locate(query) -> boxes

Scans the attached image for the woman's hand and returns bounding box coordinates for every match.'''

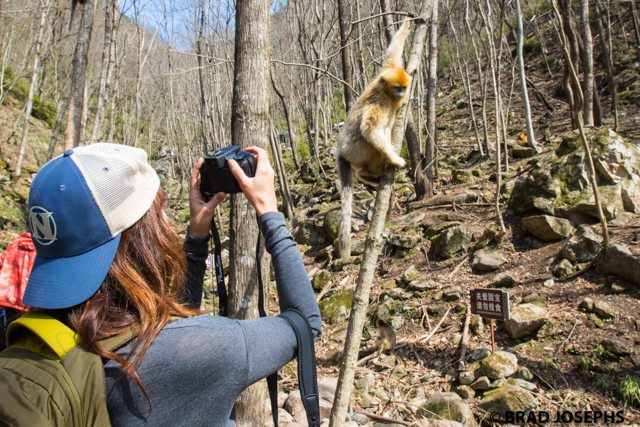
[189,158,226,238]
[229,147,277,216]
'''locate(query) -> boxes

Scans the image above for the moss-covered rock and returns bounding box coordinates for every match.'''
[323,209,341,241]
[312,269,333,291]
[421,393,478,427]
[318,288,354,324]
[503,303,549,339]
[507,128,640,223]
[434,226,474,259]
[480,351,518,379]
[478,385,537,418]
[294,220,326,246]
[521,215,573,241]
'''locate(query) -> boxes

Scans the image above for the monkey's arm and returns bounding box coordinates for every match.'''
[361,108,406,168]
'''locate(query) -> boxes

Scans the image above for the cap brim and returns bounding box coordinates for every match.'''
[23,234,121,309]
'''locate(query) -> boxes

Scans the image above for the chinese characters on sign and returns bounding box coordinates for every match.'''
[470,289,510,321]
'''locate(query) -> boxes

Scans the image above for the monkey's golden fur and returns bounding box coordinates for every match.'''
[337,21,411,261]
[375,318,403,364]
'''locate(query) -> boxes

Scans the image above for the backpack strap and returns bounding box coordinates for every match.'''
[7,312,79,361]
[280,309,320,427]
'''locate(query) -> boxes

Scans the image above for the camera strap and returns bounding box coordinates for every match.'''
[209,213,319,427]
[210,214,228,317]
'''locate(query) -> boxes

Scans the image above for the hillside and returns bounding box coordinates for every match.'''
[1,5,640,427]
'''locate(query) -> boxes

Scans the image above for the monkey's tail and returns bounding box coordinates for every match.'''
[338,156,353,262]
[383,21,410,69]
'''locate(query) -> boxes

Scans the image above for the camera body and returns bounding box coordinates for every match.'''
[199,145,257,198]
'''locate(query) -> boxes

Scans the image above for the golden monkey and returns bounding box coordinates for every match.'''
[337,21,411,261]
[376,319,403,363]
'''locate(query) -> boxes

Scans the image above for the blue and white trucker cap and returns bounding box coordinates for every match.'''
[23,143,160,309]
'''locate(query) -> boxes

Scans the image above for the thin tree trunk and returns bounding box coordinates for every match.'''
[15,0,50,178]
[595,3,618,130]
[515,0,539,151]
[228,0,271,423]
[64,0,95,150]
[424,0,439,199]
[551,0,610,246]
[270,72,299,169]
[328,1,434,424]
[47,93,69,162]
[89,0,115,144]
[579,0,594,125]
[406,114,430,199]
[337,0,354,112]
[559,0,581,129]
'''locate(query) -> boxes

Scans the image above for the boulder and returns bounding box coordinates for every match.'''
[312,269,333,291]
[472,250,508,271]
[434,226,474,259]
[470,376,491,391]
[478,385,537,418]
[402,265,422,284]
[597,244,640,287]
[444,286,462,301]
[512,145,537,158]
[511,366,533,381]
[488,274,516,288]
[554,259,573,277]
[480,351,518,379]
[582,297,615,319]
[318,289,354,325]
[470,316,484,335]
[388,234,419,249]
[503,304,549,338]
[295,221,326,246]
[601,338,633,355]
[561,225,602,262]
[521,215,573,241]
[507,128,640,223]
[455,386,475,400]
[421,393,478,427]
[408,279,438,292]
[323,209,342,241]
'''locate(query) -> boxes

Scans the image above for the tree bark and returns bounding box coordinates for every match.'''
[337,0,354,112]
[270,71,300,169]
[64,0,95,150]
[423,0,439,198]
[551,0,610,246]
[559,0,581,129]
[89,0,115,144]
[328,1,434,424]
[579,0,594,125]
[228,0,271,423]
[515,0,539,151]
[15,0,50,178]
[406,114,431,199]
[595,4,618,129]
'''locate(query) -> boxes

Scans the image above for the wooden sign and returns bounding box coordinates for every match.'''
[471,289,510,321]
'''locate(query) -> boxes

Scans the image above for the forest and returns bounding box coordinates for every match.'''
[1,0,640,425]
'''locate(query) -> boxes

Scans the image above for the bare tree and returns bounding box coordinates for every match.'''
[515,0,539,151]
[64,0,95,150]
[15,0,51,178]
[228,0,271,424]
[329,1,435,424]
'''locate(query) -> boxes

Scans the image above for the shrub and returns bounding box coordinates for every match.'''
[10,77,30,102]
[31,96,57,128]
[619,375,640,407]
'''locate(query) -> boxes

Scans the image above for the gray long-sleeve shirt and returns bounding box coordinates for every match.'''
[104,212,321,426]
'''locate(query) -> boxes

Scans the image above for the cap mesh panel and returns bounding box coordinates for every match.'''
[70,143,160,236]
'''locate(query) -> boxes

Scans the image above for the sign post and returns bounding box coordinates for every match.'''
[471,289,510,353]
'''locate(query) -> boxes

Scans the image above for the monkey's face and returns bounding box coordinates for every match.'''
[392,85,407,100]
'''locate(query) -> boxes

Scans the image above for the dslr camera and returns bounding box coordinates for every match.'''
[199,145,257,199]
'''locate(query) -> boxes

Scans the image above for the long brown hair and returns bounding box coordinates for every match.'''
[49,188,200,402]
